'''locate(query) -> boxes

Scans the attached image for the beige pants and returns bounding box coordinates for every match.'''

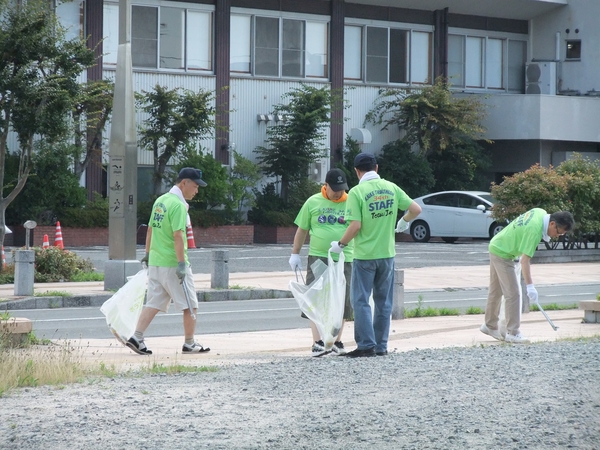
[485,253,521,335]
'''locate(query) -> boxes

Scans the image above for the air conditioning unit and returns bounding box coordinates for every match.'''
[309,161,324,183]
[525,62,557,95]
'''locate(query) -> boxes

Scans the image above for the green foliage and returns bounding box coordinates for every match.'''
[61,195,109,228]
[173,148,229,210]
[255,84,338,202]
[248,182,299,227]
[227,151,262,222]
[365,77,489,156]
[427,141,492,192]
[137,85,216,196]
[491,164,571,222]
[377,140,435,198]
[466,306,484,315]
[336,136,362,189]
[0,0,94,248]
[530,303,577,311]
[32,247,95,283]
[555,155,600,235]
[5,144,87,225]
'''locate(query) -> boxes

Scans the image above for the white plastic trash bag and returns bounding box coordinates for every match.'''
[289,250,346,350]
[100,269,148,343]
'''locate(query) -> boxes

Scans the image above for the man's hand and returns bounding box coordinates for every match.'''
[330,241,343,253]
[289,254,302,271]
[176,262,187,282]
[140,252,149,268]
[526,284,539,304]
[395,218,410,233]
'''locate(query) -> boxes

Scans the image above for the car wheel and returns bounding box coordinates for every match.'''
[489,222,504,238]
[441,237,458,243]
[411,221,430,243]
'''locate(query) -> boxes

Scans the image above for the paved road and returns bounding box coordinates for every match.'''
[67,240,493,274]
[9,283,598,340]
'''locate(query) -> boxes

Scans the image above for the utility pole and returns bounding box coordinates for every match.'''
[104,0,139,289]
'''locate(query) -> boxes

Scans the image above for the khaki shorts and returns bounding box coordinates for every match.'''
[146,266,198,312]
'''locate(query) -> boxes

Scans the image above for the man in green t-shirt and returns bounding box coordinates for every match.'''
[481,208,574,344]
[125,168,211,356]
[289,169,354,357]
[330,153,422,358]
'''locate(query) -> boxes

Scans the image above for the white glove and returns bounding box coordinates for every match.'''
[289,254,302,271]
[395,218,410,233]
[330,241,343,253]
[526,284,539,304]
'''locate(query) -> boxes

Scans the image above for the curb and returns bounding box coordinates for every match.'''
[1,289,294,311]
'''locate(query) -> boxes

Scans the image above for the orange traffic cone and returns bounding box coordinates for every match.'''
[186,224,196,249]
[1,246,5,268]
[54,221,64,249]
[42,234,50,249]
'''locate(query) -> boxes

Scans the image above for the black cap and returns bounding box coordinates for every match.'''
[325,168,348,192]
[354,152,377,167]
[178,167,207,187]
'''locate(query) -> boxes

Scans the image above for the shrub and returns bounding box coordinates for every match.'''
[33,247,95,283]
[60,195,109,228]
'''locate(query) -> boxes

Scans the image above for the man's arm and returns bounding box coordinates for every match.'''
[400,201,422,222]
[145,226,153,254]
[292,227,309,254]
[520,254,533,285]
[174,230,186,263]
[338,220,362,246]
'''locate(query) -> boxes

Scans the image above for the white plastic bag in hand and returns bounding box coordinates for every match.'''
[100,269,148,341]
[289,251,346,350]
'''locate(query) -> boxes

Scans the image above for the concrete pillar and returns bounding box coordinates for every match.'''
[392,268,404,320]
[14,250,35,296]
[211,250,229,289]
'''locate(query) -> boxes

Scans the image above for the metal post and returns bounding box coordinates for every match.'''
[392,268,404,320]
[14,250,35,296]
[211,250,229,289]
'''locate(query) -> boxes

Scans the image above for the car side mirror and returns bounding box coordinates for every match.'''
[477,204,486,212]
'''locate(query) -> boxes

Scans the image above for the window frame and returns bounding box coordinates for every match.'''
[344,18,434,86]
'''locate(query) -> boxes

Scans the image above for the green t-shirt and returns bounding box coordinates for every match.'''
[148,193,188,267]
[489,208,546,259]
[294,192,354,262]
[345,178,413,260]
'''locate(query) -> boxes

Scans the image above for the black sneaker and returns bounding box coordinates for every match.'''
[311,340,330,357]
[331,341,347,356]
[344,347,376,358]
[126,336,152,355]
[182,342,210,353]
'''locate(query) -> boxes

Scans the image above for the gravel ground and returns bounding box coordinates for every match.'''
[1,339,599,450]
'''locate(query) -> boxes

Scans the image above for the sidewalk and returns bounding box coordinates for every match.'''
[1,262,596,369]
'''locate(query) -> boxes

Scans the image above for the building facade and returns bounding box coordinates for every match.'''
[42,0,600,194]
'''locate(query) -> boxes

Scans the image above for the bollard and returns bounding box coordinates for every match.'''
[391,268,404,320]
[14,249,35,296]
[211,250,229,289]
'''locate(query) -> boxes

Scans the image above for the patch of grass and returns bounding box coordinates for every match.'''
[438,307,460,316]
[466,306,485,315]
[228,284,251,290]
[24,332,51,346]
[98,362,118,378]
[34,291,72,297]
[597,293,600,301]
[0,311,10,321]
[71,271,104,282]
[530,303,577,311]
[140,362,218,375]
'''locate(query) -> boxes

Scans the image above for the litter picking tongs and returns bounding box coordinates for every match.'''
[294,266,306,284]
[536,302,559,331]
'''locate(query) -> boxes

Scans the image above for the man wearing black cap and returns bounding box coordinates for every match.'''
[125,167,210,355]
[330,153,421,357]
[289,168,354,356]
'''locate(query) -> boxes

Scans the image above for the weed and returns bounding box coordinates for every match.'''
[0,311,10,321]
[35,291,71,297]
[140,362,218,375]
[530,303,577,311]
[466,306,484,315]
[597,293,600,301]
[438,307,460,316]
[98,362,118,378]
[228,284,251,290]
[71,271,104,282]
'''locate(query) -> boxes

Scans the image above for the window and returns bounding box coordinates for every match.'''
[449,32,527,92]
[566,40,581,60]
[346,24,432,85]
[232,14,328,79]
[103,4,212,71]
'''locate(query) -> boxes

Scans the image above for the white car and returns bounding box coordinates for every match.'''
[407,191,505,243]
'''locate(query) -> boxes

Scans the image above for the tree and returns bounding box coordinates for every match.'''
[255,84,339,203]
[365,77,489,156]
[427,141,492,192]
[227,151,262,222]
[137,85,216,196]
[71,79,114,179]
[0,0,95,253]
